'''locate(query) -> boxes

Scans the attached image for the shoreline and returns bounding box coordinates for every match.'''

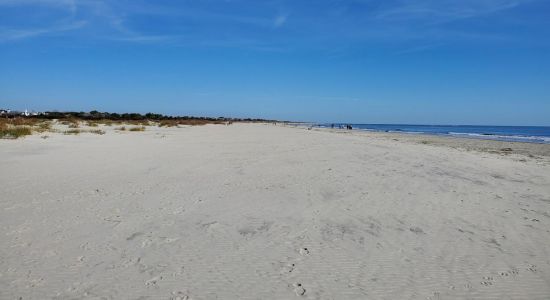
[283,123,550,159]
[286,123,550,144]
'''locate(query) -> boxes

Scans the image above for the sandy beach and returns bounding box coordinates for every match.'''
[1,123,549,299]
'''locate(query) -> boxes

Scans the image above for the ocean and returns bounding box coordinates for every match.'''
[316,124,550,144]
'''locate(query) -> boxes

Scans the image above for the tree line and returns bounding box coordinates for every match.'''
[24,110,275,122]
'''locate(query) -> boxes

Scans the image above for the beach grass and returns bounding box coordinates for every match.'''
[0,126,33,139]
[0,115,226,140]
[158,120,178,127]
[35,121,53,133]
[89,129,106,135]
[158,119,221,127]
[64,129,81,135]
[0,118,42,139]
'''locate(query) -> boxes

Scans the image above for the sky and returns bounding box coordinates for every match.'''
[0,0,549,125]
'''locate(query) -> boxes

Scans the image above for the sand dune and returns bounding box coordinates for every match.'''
[1,123,549,299]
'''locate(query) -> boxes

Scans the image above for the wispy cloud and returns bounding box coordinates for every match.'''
[374,0,530,23]
[0,0,543,52]
[0,0,77,13]
[0,20,86,41]
[273,14,288,28]
[394,42,446,55]
[110,34,181,44]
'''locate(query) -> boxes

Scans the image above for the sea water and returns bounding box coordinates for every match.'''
[318,124,550,144]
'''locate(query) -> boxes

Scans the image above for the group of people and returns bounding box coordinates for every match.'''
[330,124,353,130]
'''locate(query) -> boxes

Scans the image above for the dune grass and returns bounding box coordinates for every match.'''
[60,118,80,128]
[64,129,81,135]
[0,126,33,139]
[0,115,224,140]
[64,129,106,135]
[158,120,179,127]
[35,121,52,133]
[89,129,106,135]
[0,118,38,139]
[158,119,220,127]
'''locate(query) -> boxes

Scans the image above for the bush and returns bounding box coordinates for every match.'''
[0,126,33,139]
[129,126,146,132]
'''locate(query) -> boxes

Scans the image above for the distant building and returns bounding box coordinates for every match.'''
[0,109,44,117]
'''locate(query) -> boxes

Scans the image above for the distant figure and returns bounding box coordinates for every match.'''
[331,124,334,129]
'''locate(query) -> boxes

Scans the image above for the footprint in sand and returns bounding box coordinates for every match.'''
[293,283,306,296]
[527,264,537,273]
[500,268,519,277]
[170,291,190,300]
[299,248,310,256]
[285,263,296,273]
[480,276,494,286]
[145,275,163,287]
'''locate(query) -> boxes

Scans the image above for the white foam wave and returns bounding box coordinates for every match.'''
[448,132,550,143]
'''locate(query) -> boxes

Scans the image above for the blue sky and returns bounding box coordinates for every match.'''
[1,0,549,125]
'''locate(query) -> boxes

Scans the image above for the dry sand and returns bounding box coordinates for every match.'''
[1,123,550,299]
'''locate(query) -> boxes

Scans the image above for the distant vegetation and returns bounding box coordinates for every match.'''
[33,110,272,124]
[1,110,276,139]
